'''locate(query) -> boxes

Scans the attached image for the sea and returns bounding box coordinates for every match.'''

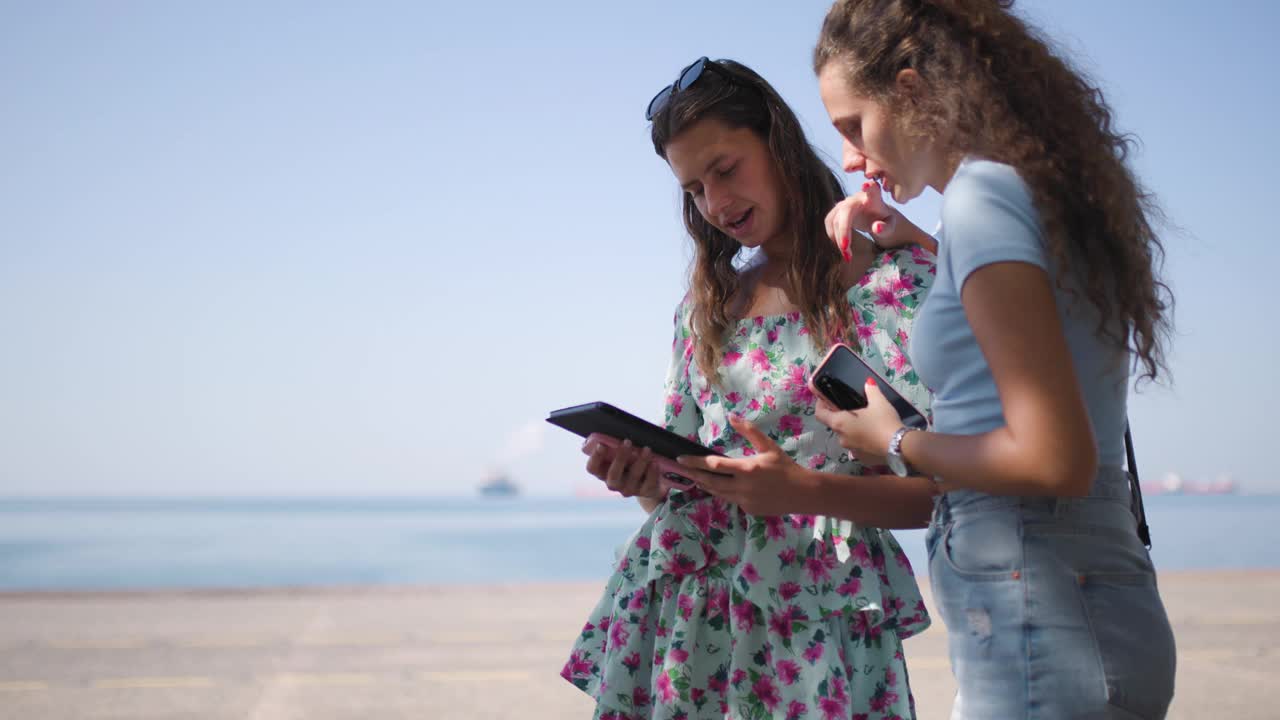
[0,494,1276,591]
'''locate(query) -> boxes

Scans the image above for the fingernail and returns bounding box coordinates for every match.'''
[862,181,873,191]
[872,221,886,234]
[865,378,875,386]
[842,250,852,263]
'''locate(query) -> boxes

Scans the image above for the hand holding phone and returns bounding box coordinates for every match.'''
[808,344,928,429]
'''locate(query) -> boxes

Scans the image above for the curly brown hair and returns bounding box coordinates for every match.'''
[814,0,1172,381]
[649,59,852,384]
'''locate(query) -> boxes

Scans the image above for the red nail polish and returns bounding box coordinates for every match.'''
[872,221,886,235]
[862,181,873,191]
[865,378,875,386]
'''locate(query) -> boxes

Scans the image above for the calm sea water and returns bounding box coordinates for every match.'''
[0,495,1275,591]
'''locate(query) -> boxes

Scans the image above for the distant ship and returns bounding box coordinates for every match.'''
[1141,472,1238,496]
[478,471,519,498]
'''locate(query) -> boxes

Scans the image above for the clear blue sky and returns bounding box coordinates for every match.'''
[1,0,1276,497]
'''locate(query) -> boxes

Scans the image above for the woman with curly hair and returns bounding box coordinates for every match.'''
[805,1,1177,717]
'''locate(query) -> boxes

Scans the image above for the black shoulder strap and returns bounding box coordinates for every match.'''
[1125,421,1152,548]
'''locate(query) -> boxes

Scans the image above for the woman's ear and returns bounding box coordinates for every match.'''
[895,68,926,101]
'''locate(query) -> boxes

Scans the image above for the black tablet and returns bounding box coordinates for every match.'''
[546,401,719,462]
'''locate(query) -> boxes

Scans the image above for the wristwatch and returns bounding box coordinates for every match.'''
[886,426,917,477]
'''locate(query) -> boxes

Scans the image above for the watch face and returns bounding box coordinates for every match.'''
[887,428,908,476]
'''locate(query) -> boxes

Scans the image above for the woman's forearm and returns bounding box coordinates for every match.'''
[899,426,1096,497]
[792,468,935,529]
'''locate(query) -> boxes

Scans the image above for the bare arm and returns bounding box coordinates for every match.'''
[791,468,935,529]
[672,415,935,527]
[898,261,1097,496]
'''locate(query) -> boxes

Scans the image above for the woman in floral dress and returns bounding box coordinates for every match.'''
[561,59,943,720]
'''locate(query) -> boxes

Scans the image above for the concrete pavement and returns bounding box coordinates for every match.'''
[0,571,1275,719]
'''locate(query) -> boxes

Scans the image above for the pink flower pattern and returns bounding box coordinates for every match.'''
[748,348,772,373]
[563,249,935,718]
[778,413,805,437]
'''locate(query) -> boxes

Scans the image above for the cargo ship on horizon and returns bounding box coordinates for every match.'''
[1141,473,1238,496]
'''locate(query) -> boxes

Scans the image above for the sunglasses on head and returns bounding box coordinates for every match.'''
[645,56,734,121]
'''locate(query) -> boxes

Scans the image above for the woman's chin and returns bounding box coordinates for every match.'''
[755,233,795,256]
[726,231,764,250]
[890,183,923,204]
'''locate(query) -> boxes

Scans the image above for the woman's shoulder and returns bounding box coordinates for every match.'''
[942,158,1036,225]
[941,158,1047,272]
[846,247,935,309]
[667,290,699,342]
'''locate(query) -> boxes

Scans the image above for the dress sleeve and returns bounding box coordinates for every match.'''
[661,300,703,442]
[882,247,936,422]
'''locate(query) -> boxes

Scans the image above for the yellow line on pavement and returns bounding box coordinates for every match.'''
[1179,647,1279,662]
[269,673,377,685]
[423,670,530,682]
[176,637,267,648]
[94,677,215,689]
[537,631,576,642]
[47,639,146,650]
[903,656,951,670]
[430,632,511,645]
[1190,614,1280,627]
[296,635,400,647]
[0,681,47,692]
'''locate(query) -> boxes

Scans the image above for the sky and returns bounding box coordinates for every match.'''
[1,0,1277,497]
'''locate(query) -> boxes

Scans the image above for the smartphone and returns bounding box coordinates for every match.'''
[546,401,730,485]
[809,343,928,429]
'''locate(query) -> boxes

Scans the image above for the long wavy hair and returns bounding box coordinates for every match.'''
[649,59,850,384]
[814,0,1172,381]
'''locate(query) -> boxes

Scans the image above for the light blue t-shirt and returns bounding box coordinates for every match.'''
[910,159,1129,467]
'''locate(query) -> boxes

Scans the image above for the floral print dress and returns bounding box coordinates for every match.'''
[562,248,937,720]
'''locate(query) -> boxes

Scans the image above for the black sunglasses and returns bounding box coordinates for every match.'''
[645,56,733,121]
